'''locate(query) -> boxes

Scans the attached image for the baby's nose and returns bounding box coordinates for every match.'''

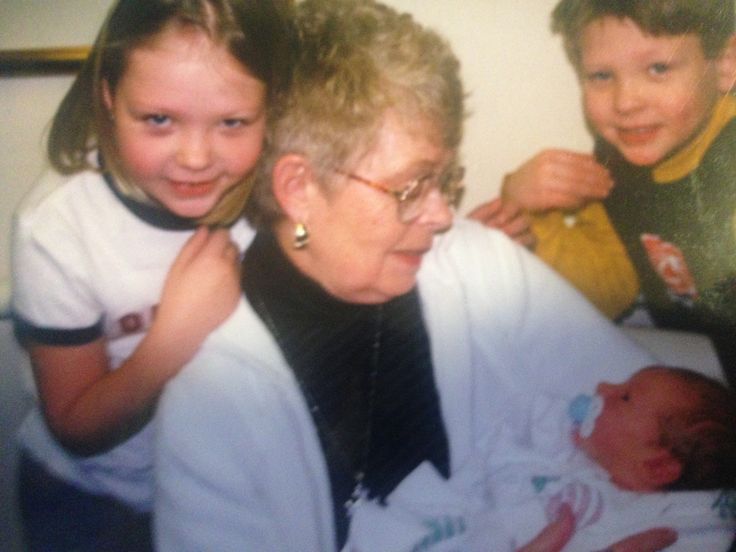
[596,381,615,396]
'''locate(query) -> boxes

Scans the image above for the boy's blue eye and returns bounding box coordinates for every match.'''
[649,63,670,76]
[587,70,612,83]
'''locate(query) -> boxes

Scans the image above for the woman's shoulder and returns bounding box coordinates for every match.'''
[168,299,298,407]
[422,218,545,287]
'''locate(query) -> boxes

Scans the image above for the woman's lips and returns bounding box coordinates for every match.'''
[393,248,430,268]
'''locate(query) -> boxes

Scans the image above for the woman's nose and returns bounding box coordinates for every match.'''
[416,187,454,230]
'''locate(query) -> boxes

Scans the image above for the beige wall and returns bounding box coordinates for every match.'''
[0,0,591,290]
[0,1,115,300]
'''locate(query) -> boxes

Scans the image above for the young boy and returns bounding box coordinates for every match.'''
[347,365,736,551]
[495,1,736,386]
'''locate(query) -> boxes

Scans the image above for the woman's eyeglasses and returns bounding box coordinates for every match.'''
[334,165,465,223]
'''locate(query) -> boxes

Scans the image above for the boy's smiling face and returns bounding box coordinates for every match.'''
[579,16,724,167]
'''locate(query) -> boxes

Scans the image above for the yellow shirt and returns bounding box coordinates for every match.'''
[531,95,736,319]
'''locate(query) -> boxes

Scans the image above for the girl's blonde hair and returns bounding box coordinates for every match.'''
[48,0,296,226]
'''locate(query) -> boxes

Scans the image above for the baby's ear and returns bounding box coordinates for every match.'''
[715,34,736,95]
[642,449,682,489]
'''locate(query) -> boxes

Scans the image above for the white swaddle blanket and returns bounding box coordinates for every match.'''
[345,387,736,552]
[345,458,736,552]
[347,327,736,551]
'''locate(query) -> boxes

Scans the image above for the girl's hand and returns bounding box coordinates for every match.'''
[26,226,242,455]
[466,197,536,248]
[152,226,241,366]
[502,149,613,212]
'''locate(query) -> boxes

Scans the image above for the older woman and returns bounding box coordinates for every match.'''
[154,1,677,550]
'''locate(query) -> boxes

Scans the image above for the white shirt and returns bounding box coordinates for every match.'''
[155,219,656,549]
[12,168,254,511]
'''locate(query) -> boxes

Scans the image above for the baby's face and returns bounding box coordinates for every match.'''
[579,16,722,167]
[576,367,692,491]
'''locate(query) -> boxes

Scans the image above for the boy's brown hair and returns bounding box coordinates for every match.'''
[656,366,736,491]
[551,0,735,70]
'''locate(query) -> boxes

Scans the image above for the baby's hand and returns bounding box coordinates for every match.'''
[466,197,536,248]
[502,149,613,212]
[156,227,241,351]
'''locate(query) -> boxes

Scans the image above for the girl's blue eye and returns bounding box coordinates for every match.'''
[222,118,249,129]
[146,114,170,126]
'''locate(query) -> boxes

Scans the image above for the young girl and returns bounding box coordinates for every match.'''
[11,1,295,550]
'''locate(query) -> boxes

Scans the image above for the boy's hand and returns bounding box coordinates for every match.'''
[502,149,613,212]
[466,197,536,248]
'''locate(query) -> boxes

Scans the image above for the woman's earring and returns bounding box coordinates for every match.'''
[293,222,310,249]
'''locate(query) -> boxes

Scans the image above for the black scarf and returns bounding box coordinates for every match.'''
[242,231,450,548]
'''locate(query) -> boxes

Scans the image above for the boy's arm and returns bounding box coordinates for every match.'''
[466,197,537,248]
[501,149,613,212]
[531,202,639,319]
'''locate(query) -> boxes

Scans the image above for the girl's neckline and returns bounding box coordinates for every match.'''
[102,170,201,231]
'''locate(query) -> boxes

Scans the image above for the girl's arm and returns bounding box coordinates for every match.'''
[28,227,241,456]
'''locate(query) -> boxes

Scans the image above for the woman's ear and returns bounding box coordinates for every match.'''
[272,154,313,222]
[716,34,736,94]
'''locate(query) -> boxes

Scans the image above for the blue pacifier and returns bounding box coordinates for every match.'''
[568,393,603,439]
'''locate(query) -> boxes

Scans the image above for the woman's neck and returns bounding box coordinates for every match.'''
[272,220,387,304]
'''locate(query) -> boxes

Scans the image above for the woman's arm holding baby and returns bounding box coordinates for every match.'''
[518,505,677,552]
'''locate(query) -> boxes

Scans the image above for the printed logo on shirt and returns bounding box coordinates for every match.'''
[640,233,698,302]
[106,305,157,340]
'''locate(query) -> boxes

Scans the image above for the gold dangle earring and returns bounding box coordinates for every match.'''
[293,222,310,249]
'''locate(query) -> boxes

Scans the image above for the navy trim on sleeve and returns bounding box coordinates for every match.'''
[13,313,104,346]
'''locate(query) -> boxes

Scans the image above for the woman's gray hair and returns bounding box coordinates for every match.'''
[246,0,466,229]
